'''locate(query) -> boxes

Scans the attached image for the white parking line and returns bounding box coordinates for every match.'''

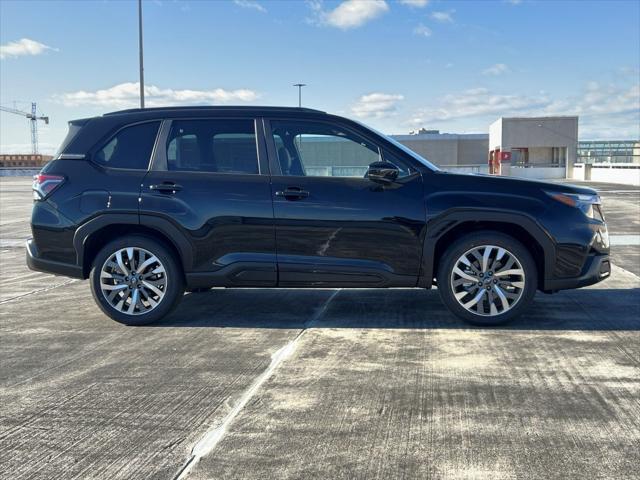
[598,190,640,194]
[173,288,341,480]
[0,239,26,248]
[609,235,640,246]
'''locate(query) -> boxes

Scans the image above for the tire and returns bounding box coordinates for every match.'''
[437,231,537,326]
[90,235,185,326]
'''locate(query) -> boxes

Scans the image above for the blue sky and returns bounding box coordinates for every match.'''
[1,0,638,154]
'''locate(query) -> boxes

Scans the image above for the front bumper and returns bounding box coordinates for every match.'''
[26,239,84,279]
[544,252,611,291]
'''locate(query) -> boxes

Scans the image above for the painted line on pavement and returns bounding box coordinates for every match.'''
[0,239,27,248]
[609,235,640,246]
[173,289,341,480]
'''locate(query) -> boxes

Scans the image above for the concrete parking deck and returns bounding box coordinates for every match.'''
[1,177,638,479]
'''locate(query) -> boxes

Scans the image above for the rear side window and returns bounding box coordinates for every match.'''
[94,121,160,170]
[54,120,88,157]
[166,119,259,174]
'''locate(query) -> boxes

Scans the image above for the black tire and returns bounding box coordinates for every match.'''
[437,231,537,326]
[89,235,184,326]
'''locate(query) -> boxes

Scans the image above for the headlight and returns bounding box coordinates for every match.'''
[544,190,603,220]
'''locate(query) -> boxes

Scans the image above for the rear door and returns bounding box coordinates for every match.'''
[265,118,426,287]
[140,117,276,286]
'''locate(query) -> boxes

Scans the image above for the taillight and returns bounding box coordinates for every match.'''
[32,174,65,200]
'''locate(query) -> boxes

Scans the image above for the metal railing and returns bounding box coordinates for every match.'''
[578,140,640,164]
[511,162,566,168]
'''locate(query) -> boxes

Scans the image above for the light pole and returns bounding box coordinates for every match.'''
[293,83,306,108]
[138,0,145,108]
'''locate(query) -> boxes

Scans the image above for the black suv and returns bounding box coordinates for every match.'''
[27,106,610,326]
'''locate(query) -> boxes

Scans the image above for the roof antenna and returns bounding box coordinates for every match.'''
[293,84,306,108]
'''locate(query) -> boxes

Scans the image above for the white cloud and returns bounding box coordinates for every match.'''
[546,81,639,117]
[351,92,404,118]
[310,0,389,29]
[413,23,432,37]
[407,81,640,139]
[399,0,429,7]
[54,82,260,108]
[408,87,551,125]
[233,0,267,13]
[551,82,640,138]
[482,63,511,76]
[430,10,454,23]
[0,38,57,60]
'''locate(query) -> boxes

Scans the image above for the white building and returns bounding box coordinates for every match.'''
[488,116,578,179]
[391,132,488,167]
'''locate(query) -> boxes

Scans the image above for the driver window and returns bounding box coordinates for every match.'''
[271,120,381,177]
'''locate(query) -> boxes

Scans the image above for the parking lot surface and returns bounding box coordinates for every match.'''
[1,177,639,479]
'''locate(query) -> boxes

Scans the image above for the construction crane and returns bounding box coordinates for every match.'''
[0,102,49,154]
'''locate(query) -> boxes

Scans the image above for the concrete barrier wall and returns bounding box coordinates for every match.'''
[508,166,565,179]
[572,164,585,181]
[0,168,40,177]
[573,163,640,186]
[590,166,640,186]
[442,165,490,174]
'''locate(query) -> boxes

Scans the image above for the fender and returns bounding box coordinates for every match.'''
[418,208,557,289]
[73,212,194,273]
[140,213,195,270]
[73,213,138,267]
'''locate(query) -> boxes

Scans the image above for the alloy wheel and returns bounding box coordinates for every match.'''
[450,245,525,317]
[99,247,167,315]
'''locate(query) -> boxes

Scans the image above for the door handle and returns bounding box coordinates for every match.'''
[149,183,182,194]
[275,187,309,200]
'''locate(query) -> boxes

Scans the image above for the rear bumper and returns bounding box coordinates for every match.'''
[26,239,84,279]
[544,253,611,291]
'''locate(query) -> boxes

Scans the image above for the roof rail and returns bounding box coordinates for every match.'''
[103,105,326,116]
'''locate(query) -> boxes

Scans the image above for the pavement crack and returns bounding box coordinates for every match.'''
[0,278,80,305]
[173,288,341,480]
[162,437,186,452]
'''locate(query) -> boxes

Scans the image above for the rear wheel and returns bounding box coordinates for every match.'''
[90,236,184,325]
[437,231,537,325]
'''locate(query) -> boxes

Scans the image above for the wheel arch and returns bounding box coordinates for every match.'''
[420,209,555,291]
[74,214,193,278]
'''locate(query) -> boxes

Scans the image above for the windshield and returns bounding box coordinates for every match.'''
[353,120,440,171]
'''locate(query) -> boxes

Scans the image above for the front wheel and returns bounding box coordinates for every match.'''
[90,236,184,325]
[437,231,537,326]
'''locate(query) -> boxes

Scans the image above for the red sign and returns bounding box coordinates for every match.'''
[500,151,512,161]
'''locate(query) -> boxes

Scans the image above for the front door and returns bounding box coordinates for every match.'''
[266,118,426,287]
[140,117,276,286]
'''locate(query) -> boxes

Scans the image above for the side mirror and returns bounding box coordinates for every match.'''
[366,161,399,185]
